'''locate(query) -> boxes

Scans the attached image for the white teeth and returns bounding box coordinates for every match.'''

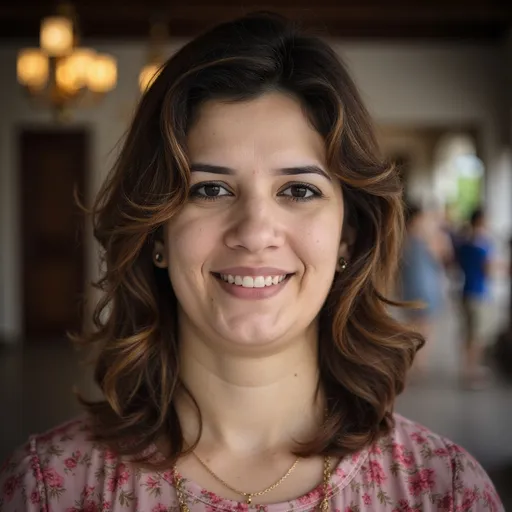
[218,274,288,288]
[242,276,253,288]
[253,276,265,288]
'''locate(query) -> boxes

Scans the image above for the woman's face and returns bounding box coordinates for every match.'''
[160,92,346,351]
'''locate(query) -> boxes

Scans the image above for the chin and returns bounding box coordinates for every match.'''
[216,315,291,348]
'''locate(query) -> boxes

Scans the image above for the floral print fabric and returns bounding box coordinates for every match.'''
[0,414,503,511]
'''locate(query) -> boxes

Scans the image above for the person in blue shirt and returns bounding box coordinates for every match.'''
[456,208,494,388]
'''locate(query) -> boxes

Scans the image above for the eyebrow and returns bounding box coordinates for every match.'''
[190,163,332,181]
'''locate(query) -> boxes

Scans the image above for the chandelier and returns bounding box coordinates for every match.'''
[16,3,117,120]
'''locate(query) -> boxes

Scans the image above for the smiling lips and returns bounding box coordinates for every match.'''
[212,267,293,299]
[220,274,286,288]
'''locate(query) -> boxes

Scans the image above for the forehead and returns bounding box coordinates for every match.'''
[186,92,326,167]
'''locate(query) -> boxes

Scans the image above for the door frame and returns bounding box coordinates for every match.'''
[18,124,91,341]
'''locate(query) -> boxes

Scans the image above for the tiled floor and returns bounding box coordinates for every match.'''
[1,290,512,508]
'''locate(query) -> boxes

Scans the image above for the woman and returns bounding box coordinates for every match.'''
[0,13,502,512]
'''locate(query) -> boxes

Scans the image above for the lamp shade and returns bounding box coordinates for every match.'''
[139,63,161,92]
[17,48,49,89]
[56,56,82,93]
[87,54,117,93]
[66,48,96,87]
[40,16,74,56]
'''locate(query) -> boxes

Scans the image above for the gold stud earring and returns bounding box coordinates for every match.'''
[338,257,348,271]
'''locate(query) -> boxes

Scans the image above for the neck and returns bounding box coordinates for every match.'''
[473,226,485,237]
[175,331,324,456]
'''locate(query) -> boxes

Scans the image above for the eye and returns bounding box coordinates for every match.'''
[190,182,232,200]
[278,183,322,202]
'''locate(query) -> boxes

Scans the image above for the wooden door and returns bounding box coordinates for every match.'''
[20,129,88,340]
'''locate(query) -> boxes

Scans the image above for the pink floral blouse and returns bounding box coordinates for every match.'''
[0,413,503,512]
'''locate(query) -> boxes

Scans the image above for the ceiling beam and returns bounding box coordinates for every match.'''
[0,3,510,41]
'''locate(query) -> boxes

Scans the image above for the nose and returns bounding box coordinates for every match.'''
[224,196,284,254]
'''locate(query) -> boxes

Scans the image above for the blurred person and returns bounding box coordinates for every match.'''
[400,204,451,373]
[456,208,496,389]
[441,202,461,249]
[0,13,503,512]
[439,203,463,268]
[437,201,465,297]
[425,201,458,268]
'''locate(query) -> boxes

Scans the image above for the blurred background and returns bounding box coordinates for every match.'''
[1,0,512,507]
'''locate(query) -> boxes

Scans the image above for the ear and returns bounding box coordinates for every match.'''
[339,226,355,258]
[338,241,349,260]
[336,227,355,272]
[153,240,168,268]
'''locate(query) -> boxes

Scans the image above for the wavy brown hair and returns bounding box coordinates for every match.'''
[76,12,423,467]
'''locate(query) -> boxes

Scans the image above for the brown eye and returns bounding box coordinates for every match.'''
[204,184,221,196]
[290,185,309,198]
[190,182,232,200]
[279,183,320,201]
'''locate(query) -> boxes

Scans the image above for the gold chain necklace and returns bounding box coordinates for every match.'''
[193,452,300,505]
[320,455,332,512]
[173,454,333,511]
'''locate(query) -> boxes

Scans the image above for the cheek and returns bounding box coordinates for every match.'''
[165,214,219,271]
[295,208,343,267]
[300,232,340,271]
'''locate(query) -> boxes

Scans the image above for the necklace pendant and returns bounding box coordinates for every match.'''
[246,494,252,505]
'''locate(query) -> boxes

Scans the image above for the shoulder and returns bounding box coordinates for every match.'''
[472,235,493,253]
[0,416,115,511]
[8,415,99,471]
[480,236,495,254]
[389,414,486,476]
[348,414,503,511]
